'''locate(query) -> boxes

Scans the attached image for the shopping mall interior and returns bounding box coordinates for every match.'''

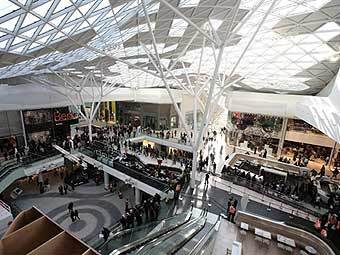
[0,0,340,254]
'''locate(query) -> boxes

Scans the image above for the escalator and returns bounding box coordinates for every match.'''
[131,209,208,255]
[179,217,220,255]
[174,220,215,255]
[98,208,221,255]
[102,209,193,255]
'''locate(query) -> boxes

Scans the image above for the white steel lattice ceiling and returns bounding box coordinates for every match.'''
[0,0,339,95]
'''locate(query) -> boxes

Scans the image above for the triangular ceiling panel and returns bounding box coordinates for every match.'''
[53,0,72,14]
[22,13,40,27]
[40,23,54,34]
[68,10,82,23]
[79,2,95,15]
[50,13,67,27]
[0,39,8,49]
[0,16,20,32]
[33,1,54,17]
[12,36,26,45]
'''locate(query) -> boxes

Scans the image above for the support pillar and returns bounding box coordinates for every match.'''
[190,149,197,188]
[104,171,109,190]
[88,122,93,142]
[135,188,141,205]
[329,141,337,166]
[20,110,28,148]
[277,118,288,157]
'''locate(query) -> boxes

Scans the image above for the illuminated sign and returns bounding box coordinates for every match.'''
[54,112,78,122]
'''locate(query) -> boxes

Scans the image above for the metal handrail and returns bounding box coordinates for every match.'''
[218,174,320,220]
[109,209,194,255]
[133,208,207,255]
[80,146,170,193]
[188,215,221,255]
[97,211,185,250]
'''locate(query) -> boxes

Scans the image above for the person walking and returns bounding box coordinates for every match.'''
[205,173,210,186]
[228,204,236,223]
[70,210,75,222]
[64,184,68,195]
[125,199,129,213]
[74,209,80,220]
[212,162,217,174]
[315,194,321,209]
[68,202,73,214]
[102,227,110,242]
[58,185,64,195]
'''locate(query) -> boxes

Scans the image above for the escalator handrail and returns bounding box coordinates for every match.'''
[166,214,208,255]
[110,207,194,255]
[81,147,169,192]
[99,210,192,249]
[134,208,208,255]
[187,215,221,255]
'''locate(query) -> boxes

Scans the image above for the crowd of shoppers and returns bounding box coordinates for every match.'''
[119,193,162,230]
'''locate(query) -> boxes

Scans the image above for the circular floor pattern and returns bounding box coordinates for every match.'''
[47,199,121,242]
[69,219,87,232]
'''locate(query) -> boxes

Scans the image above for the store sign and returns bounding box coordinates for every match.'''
[54,112,78,122]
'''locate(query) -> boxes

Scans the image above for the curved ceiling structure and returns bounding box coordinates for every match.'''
[0,0,338,94]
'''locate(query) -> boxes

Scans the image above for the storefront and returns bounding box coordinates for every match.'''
[99,101,116,123]
[117,102,177,129]
[23,107,79,145]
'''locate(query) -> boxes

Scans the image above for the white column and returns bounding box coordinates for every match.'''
[329,141,337,166]
[190,91,198,188]
[135,188,141,205]
[88,122,93,142]
[104,171,109,190]
[20,110,28,147]
[190,151,197,188]
[277,118,288,157]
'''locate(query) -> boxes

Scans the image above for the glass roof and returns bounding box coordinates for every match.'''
[0,0,339,95]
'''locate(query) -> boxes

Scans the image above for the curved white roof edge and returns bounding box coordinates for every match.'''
[226,68,340,142]
[0,84,182,111]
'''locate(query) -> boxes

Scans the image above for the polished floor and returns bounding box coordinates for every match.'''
[214,219,302,255]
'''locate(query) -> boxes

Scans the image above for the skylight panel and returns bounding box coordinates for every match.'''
[12,36,26,45]
[12,45,25,53]
[37,34,50,44]
[62,24,76,35]
[79,2,94,15]
[33,1,54,17]
[76,21,89,32]
[127,0,138,10]
[95,0,111,12]
[40,23,54,34]
[0,16,19,31]
[86,14,100,25]
[314,22,340,41]
[179,0,200,8]
[113,3,126,14]
[22,13,40,27]
[0,39,8,49]
[28,42,41,50]
[0,0,19,18]
[169,19,188,37]
[209,19,223,31]
[68,10,82,22]
[50,14,67,27]
[163,44,178,53]
[139,2,160,16]
[53,0,72,14]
